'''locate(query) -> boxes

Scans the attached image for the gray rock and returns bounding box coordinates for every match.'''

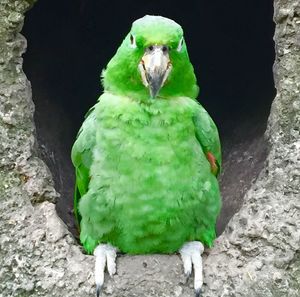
[203,1,300,296]
[0,0,299,296]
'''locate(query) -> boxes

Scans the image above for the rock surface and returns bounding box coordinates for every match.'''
[0,1,299,297]
[203,1,300,296]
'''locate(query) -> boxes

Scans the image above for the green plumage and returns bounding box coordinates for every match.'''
[71,15,221,254]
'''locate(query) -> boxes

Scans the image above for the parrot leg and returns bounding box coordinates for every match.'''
[93,243,118,297]
[179,241,204,297]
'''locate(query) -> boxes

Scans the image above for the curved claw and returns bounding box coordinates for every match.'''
[195,288,202,297]
[96,284,102,297]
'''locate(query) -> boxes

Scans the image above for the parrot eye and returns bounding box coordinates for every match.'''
[129,34,137,48]
[162,45,168,52]
[177,37,184,52]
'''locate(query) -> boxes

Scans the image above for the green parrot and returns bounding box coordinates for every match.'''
[71,15,221,297]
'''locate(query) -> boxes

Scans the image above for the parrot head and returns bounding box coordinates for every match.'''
[102,15,199,100]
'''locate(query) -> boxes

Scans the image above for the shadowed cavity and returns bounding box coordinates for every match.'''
[22,0,275,236]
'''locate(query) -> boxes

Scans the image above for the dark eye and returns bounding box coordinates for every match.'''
[162,46,168,52]
[148,45,154,51]
[130,34,136,48]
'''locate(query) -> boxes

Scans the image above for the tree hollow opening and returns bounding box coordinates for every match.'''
[22,0,276,237]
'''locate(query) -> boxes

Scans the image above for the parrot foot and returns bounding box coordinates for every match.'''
[93,243,118,297]
[179,241,204,297]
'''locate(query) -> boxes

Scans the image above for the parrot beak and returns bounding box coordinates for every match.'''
[139,45,172,98]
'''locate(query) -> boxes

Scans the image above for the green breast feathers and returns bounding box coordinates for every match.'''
[72,93,221,254]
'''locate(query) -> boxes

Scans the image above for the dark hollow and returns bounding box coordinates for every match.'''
[22,0,275,237]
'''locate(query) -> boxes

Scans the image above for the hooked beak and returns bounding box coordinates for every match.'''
[139,45,172,98]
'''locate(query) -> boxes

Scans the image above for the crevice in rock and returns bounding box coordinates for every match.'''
[22,0,276,237]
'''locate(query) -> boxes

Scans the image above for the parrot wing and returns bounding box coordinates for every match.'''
[193,104,222,176]
[71,106,97,227]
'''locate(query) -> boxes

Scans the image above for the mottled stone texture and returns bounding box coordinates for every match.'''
[0,1,299,297]
[203,1,300,296]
